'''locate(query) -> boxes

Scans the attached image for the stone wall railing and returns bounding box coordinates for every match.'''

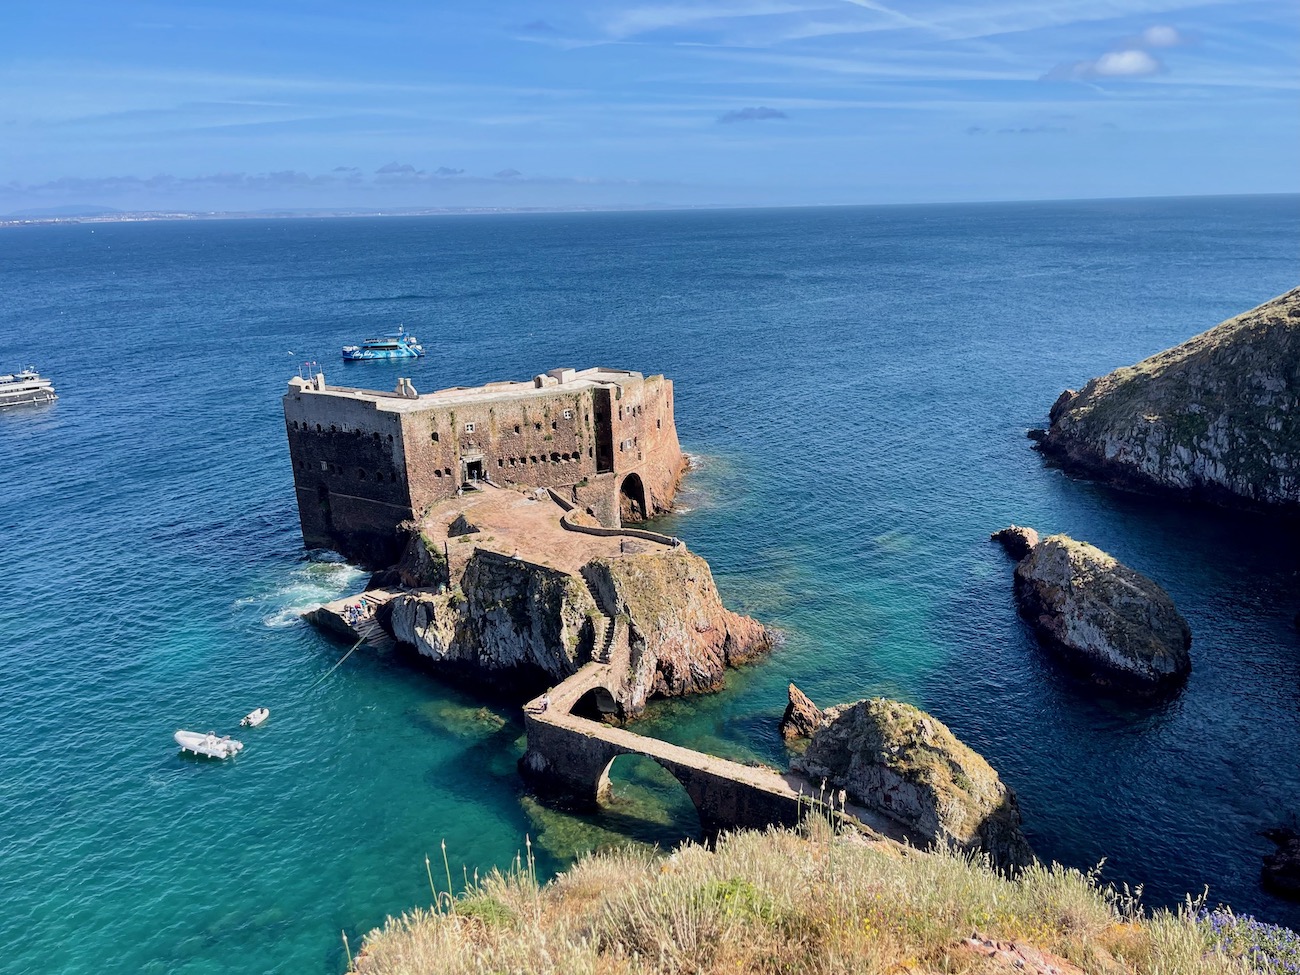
[547,488,682,549]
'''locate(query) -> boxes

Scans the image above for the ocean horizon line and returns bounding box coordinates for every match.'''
[3,190,1298,228]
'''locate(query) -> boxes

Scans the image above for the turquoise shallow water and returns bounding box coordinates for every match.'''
[1,197,1298,973]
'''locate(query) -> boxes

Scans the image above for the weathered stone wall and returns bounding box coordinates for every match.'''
[283,387,413,566]
[284,369,686,566]
[400,387,601,514]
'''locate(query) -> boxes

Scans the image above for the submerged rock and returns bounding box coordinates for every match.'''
[1037,287,1300,513]
[779,683,823,741]
[1013,535,1191,694]
[792,698,1034,871]
[1263,827,1300,900]
[990,525,1039,561]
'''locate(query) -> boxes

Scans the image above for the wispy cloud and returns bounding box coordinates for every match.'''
[717,105,788,123]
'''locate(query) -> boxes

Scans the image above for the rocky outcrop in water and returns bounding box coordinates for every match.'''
[792,698,1034,871]
[779,683,823,741]
[389,549,600,691]
[990,525,1039,561]
[387,539,771,715]
[1037,288,1300,512]
[583,550,773,717]
[1263,827,1300,900]
[1013,535,1191,694]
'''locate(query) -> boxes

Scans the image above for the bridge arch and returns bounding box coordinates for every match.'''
[598,754,703,846]
[618,472,647,525]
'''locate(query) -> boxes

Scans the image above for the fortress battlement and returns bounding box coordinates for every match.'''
[284,366,686,566]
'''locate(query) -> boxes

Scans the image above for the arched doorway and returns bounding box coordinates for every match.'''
[572,686,621,724]
[597,754,702,848]
[618,473,647,525]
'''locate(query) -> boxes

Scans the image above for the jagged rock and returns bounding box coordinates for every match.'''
[447,514,480,538]
[990,525,1039,561]
[389,550,599,693]
[779,683,822,740]
[1037,287,1300,513]
[393,529,450,589]
[583,550,772,718]
[1014,535,1191,694]
[388,546,771,715]
[1048,389,1077,425]
[793,698,1034,871]
[1263,827,1300,900]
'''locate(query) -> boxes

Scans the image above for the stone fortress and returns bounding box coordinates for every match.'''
[283,366,686,565]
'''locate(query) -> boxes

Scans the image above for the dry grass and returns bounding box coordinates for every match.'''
[353,822,1255,974]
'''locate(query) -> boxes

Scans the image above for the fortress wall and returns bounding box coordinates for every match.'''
[284,389,413,564]
[402,388,602,510]
[283,368,687,565]
[609,375,685,518]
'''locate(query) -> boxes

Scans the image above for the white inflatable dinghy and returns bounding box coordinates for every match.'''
[175,730,243,759]
[240,707,270,728]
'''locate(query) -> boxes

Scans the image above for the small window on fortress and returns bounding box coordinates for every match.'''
[657,419,661,429]
[434,470,442,478]
[562,409,573,420]
[316,423,322,432]
[465,422,476,433]
[357,469,366,480]
[510,458,517,467]
[387,434,394,443]
[551,420,557,431]
[320,461,328,472]
[498,459,504,467]
[551,452,560,463]
[330,425,337,433]
[373,432,380,441]
[431,431,440,443]
[514,424,521,434]
[534,422,541,432]
[444,467,452,476]
[588,447,593,458]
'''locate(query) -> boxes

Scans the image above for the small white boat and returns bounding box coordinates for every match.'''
[175,729,243,759]
[240,707,270,728]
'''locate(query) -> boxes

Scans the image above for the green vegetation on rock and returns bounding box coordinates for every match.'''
[1039,287,1300,512]
[349,822,1268,974]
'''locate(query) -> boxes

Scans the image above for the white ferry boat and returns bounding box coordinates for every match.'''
[0,369,57,408]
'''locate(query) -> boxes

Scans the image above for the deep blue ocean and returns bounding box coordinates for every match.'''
[2,197,1298,974]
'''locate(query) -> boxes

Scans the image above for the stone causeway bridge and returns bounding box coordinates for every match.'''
[518,662,907,840]
[314,588,910,840]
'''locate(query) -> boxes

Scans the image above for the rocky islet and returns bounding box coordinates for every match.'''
[1035,287,1300,514]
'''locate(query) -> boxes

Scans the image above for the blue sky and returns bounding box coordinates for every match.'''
[1,0,1296,211]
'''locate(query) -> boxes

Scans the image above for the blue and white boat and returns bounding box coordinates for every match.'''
[342,325,425,361]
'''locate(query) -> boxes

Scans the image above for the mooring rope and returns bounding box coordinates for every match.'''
[310,635,365,688]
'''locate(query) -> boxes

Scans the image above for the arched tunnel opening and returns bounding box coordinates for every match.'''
[618,472,647,525]
[572,686,622,724]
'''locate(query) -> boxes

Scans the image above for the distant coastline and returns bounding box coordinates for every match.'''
[3,192,1295,229]
[0,202,740,228]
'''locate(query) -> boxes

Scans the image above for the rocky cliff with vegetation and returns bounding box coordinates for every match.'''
[1037,287,1300,512]
[347,822,1291,975]
[792,697,1034,871]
